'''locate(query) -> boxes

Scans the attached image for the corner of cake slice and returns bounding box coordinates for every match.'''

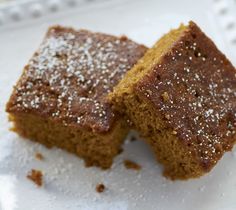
[6,25,147,169]
[109,21,236,179]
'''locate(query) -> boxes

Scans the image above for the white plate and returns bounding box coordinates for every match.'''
[0,0,236,209]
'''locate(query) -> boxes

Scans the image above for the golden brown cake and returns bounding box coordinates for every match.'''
[109,21,236,179]
[6,26,147,169]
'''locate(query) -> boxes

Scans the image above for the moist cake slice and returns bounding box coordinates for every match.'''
[109,21,236,179]
[6,26,147,169]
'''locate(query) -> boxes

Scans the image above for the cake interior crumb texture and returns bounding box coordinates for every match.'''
[6,26,147,169]
[109,21,236,179]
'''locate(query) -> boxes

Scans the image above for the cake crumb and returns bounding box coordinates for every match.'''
[130,135,137,142]
[124,159,141,170]
[96,183,105,193]
[161,92,169,102]
[35,152,44,160]
[27,169,43,187]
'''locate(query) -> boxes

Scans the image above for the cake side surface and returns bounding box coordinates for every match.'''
[110,21,236,179]
[9,112,127,169]
[114,92,205,179]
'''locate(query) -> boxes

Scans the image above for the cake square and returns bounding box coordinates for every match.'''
[6,26,147,169]
[109,21,236,179]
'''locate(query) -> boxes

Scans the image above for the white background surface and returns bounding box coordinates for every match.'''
[0,0,236,209]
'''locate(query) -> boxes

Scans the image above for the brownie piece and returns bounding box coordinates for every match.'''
[109,21,236,179]
[6,26,147,169]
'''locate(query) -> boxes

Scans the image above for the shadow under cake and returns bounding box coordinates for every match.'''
[109,21,236,179]
[6,26,147,169]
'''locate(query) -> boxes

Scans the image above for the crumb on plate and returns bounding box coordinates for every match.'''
[130,135,137,142]
[124,159,141,170]
[35,152,44,160]
[27,169,43,187]
[96,183,106,193]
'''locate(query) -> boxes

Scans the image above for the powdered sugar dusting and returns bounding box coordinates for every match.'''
[139,29,236,163]
[9,27,146,132]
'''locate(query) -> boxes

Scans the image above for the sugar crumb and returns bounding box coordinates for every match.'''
[172,130,177,135]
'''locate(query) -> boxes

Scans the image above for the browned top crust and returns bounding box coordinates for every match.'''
[6,26,147,133]
[136,21,236,169]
